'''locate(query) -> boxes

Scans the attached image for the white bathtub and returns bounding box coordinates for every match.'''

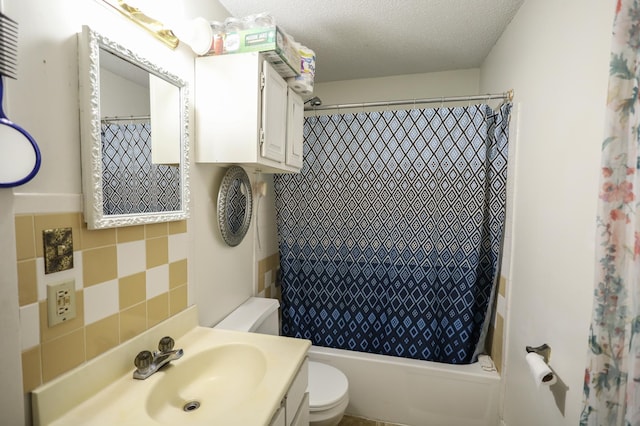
[308,346,500,426]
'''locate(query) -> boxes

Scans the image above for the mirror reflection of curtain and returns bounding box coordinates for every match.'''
[226,179,247,233]
[101,122,181,215]
[274,104,511,364]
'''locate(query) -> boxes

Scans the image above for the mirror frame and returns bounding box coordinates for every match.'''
[78,25,190,229]
[217,166,253,246]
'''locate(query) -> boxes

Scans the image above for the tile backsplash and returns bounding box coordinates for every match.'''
[257,252,280,300]
[15,213,189,393]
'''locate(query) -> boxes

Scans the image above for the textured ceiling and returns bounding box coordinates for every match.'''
[218,0,524,83]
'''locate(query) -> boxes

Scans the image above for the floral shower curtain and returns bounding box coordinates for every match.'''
[582,1,640,424]
[274,103,511,364]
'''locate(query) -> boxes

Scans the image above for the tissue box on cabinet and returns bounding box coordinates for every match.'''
[207,26,301,78]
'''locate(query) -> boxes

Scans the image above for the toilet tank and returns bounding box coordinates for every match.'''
[213,297,280,335]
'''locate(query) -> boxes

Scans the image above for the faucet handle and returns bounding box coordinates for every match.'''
[158,336,175,353]
[134,350,153,372]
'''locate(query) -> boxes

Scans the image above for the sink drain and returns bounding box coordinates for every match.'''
[183,401,201,412]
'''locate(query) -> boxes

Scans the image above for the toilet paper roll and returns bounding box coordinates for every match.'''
[298,45,316,77]
[287,73,314,95]
[287,44,315,95]
[526,352,556,388]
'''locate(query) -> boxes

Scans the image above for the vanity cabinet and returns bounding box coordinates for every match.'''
[270,357,309,426]
[195,52,304,173]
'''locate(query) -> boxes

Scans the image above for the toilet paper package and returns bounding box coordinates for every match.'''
[287,45,315,95]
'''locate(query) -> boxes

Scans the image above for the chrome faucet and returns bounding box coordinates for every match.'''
[133,336,184,380]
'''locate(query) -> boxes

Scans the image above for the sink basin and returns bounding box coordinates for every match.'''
[31,317,311,426]
[146,343,267,423]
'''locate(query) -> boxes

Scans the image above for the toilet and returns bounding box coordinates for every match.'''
[214,297,349,426]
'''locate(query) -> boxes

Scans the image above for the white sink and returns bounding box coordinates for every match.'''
[146,343,267,423]
[31,308,310,426]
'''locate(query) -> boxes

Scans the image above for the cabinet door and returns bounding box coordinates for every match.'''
[286,89,304,169]
[270,405,286,426]
[261,61,288,163]
[286,358,308,426]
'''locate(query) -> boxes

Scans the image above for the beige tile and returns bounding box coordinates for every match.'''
[119,272,146,309]
[116,225,145,243]
[15,215,36,261]
[168,220,187,235]
[492,313,504,373]
[34,213,81,256]
[39,291,84,343]
[499,275,507,297]
[80,222,116,250]
[146,237,168,269]
[147,293,169,328]
[21,346,42,393]
[169,259,187,289]
[169,285,188,316]
[269,253,279,271]
[120,303,147,342]
[41,328,85,382]
[17,259,38,306]
[145,223,168,239]
[86,314,119,360]
[83,246,117,287]
[265,286,271,298]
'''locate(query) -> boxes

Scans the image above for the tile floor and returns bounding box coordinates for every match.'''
[339,415,405,426]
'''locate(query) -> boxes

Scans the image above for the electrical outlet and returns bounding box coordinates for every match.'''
[47,280,76,326]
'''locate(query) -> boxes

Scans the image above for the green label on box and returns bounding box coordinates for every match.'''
[244,29,276,47]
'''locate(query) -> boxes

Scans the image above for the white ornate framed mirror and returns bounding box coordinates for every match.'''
[78,25,190,229]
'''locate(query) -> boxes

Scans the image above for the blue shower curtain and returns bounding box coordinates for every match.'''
[274,103,511,364]
[101,122,181,215]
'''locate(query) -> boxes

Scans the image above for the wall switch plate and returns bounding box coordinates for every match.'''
[43,227,74,274]
[47,280,76,326]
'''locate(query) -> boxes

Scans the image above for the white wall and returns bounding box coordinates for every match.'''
[314,68,480,107]
[0,1,255,423]
[181,2,258,329]
[99,68,150,117]
[480,1,613,425]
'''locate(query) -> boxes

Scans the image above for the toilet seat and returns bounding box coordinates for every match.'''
[308,361,349,412]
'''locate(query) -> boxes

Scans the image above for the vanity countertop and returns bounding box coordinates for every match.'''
[31,307,310,426]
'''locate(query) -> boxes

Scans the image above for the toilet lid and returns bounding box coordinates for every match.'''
[308,361,349,411]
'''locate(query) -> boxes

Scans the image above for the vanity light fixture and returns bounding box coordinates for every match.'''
[100,0,179,49]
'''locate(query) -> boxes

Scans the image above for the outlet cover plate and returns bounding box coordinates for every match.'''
[47,280,76,326]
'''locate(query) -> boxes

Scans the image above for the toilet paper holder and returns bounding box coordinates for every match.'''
[526,343,551,363]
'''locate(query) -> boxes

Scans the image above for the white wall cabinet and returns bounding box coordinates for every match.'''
[195,52,304,173]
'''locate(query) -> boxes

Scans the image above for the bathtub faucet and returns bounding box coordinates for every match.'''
[133,336,184,380]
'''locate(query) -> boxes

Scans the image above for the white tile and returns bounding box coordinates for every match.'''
[168,233,188,263]
[84,279,119,325]
[36,252,84,302]
[496,293,506,317]
[117,240,146,278]
[146,265,169,299]
[19,303,40,351]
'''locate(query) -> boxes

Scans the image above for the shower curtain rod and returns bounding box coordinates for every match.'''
[101,115,150,122]
[306,89,514,112]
